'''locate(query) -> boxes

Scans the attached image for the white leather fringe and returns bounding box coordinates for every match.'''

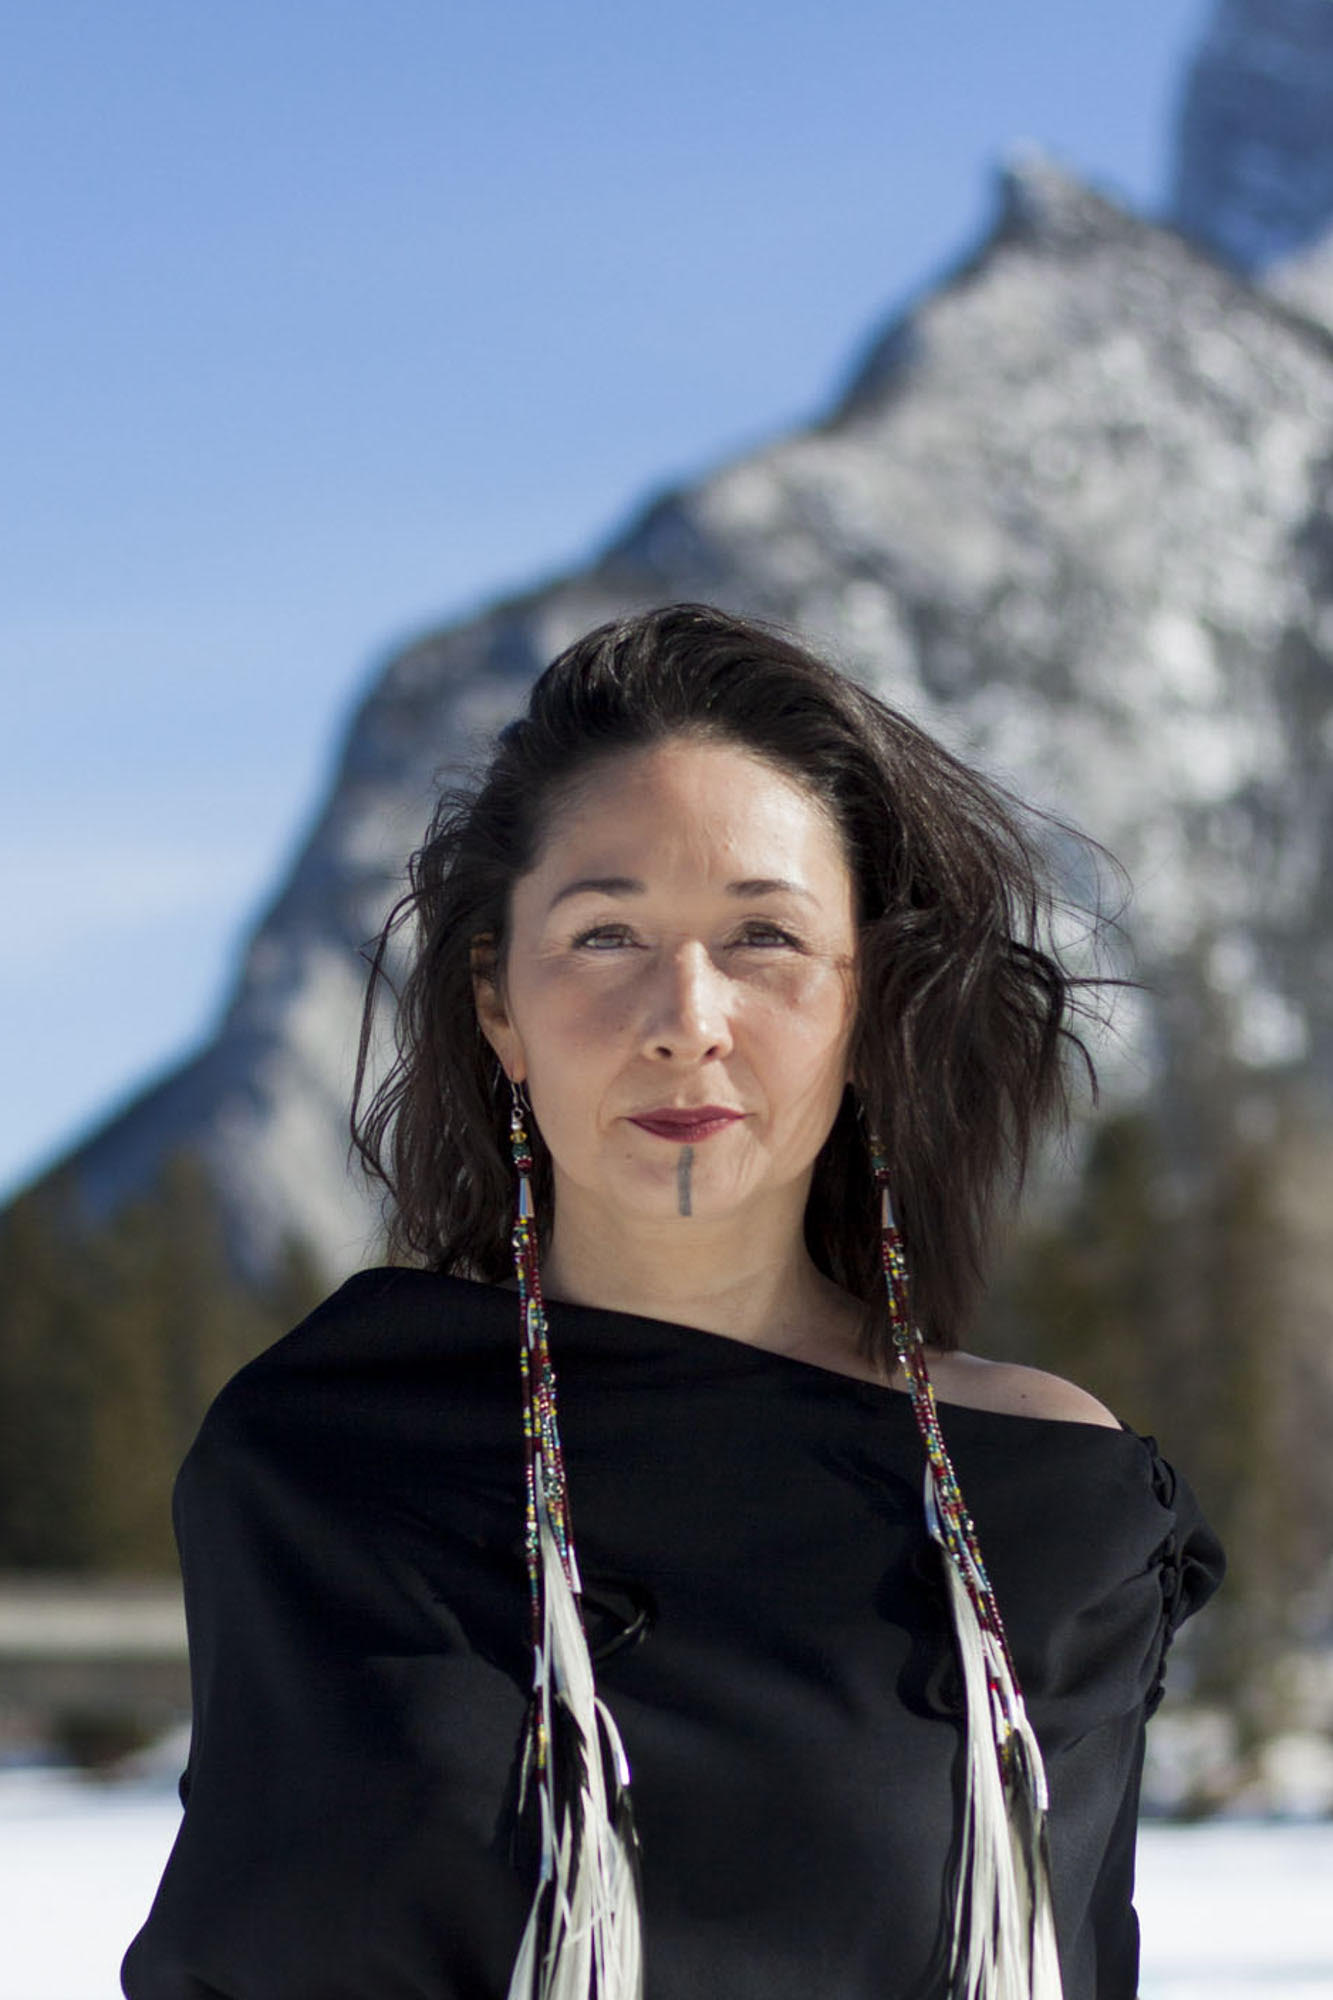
[926,1476,1064,2000]
[506,1461,644,2000]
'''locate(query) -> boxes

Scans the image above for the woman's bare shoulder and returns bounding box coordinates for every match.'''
[925,1349,1122,1428]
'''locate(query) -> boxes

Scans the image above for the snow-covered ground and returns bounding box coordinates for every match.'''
[1134,1819,1333,1998]
[1,1764,1330,1998]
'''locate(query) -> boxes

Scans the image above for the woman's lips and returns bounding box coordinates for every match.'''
[628,1112,744,1143]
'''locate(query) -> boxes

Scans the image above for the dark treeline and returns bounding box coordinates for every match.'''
[2,1101,1329,1743]
[0,1153,326,1572]
[987,1089,1333,1739]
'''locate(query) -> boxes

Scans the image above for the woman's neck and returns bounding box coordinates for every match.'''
[528,1218,880,1381]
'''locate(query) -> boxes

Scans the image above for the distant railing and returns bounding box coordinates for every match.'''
[0,1575,189,1763]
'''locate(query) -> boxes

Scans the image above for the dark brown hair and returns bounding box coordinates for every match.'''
[352,603,1112,1363]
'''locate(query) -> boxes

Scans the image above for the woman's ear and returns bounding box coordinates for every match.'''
[470,934,524,1081]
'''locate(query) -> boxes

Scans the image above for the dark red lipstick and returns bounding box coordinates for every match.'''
[628,1106,745,1143]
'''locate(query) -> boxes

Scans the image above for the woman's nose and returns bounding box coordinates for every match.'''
[639,941,734,1059]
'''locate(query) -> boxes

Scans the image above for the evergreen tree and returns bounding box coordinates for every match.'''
[0,1152,328,1572]
[988,1087,1333,1728]
[0,1177,106,1566]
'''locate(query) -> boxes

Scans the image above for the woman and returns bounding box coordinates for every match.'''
[123,603,1223,2000]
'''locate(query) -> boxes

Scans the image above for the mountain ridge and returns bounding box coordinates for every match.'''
[1171,0,1333,271]
[36,149,1333,1288]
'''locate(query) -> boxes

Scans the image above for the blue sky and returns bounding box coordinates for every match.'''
[2,0,1210,1200]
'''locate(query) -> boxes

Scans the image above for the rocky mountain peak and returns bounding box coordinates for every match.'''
[1171,0,1333,270]
[995,150,1139,249]
[14,15,1333,1294]
[835,154,1158,417]
[35,154,1333,1287]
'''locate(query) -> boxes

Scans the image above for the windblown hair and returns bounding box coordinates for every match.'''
[352,603,1113,1362]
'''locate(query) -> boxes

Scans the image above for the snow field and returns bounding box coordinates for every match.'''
[0,1769,1330,1999]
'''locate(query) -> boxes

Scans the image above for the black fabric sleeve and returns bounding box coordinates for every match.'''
[1137,1438,1227,1718]
[1045,1435,1225,1999]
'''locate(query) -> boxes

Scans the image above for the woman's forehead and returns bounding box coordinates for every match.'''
[504,742,867,945]
[535,737,844,868]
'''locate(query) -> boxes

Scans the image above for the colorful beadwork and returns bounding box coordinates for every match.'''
[869,1138,1025,1777]
[510,1081,579,1777]
[505,1080,645,1999]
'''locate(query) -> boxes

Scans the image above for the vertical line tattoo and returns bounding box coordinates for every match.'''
[676,1145,694,1216]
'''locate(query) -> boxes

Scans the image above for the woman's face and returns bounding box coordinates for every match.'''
[473,734,860,1232]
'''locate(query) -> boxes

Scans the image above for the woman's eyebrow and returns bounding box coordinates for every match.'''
[546,875,816,913]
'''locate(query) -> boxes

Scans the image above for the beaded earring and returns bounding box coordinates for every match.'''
[505,1076,643,2000]
[867,1126,1063,2000]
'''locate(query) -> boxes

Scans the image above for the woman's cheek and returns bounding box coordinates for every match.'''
[759,958,849,1021]
[553,983,636,1050]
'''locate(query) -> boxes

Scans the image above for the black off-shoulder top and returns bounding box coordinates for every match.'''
[122,1269,1224,2000]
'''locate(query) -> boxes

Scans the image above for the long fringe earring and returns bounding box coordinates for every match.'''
[868,1128,1064,2000]
[504,1077,645,2000]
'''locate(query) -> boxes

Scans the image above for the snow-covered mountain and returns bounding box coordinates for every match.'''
[1171,0,1333,326]
[42,141,1333,1285]
[1171,0,1333,271]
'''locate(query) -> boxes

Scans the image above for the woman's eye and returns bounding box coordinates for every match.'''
[570,923,799,951]
[739,924,799,947]
[571,925,635,949]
